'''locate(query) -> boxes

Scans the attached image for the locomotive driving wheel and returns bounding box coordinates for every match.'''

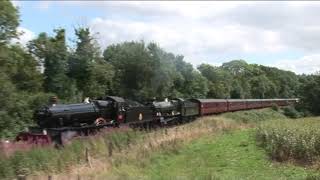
[94,117,107,126]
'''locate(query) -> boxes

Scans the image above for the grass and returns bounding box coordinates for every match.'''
[0,128,145,179]
[96,130,320,180]
[256,117,320,164]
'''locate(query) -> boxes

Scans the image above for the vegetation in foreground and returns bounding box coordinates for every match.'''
[96,130,320,180]
[256,117,320,165]
[0,129,145,179]
[0,106,315,179]
[19,108,313,179]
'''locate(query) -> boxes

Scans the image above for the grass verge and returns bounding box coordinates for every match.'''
[0,128,145,179]
[96,130,320,179]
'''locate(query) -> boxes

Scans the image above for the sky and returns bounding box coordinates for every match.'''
[11,1,320,74]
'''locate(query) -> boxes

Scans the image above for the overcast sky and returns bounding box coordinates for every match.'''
[12,1,320,74]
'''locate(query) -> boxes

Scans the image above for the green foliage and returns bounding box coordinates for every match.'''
[223,108,287,123]
[0,0,19,44]
[6,45,43,92]
[104,41,208,101]
[198,60,300,99]
[298,74,320,115]
[102,130,320,179]
[198,63,232,98]
[256,117,320,163]
[104,41,154,100]
[283,106,303,118]
[271,103,280,111]
[82,59,114,98]
[0,33,50,137]
[69,27,114,98]
[0,129,143,179]
[28,29,73,99]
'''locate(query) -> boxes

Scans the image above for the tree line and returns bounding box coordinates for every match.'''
[0,0,319,137]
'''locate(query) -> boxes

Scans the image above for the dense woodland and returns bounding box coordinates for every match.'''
[0,1,319,137]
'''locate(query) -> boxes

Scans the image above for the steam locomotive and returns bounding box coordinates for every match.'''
[34,96,154,128]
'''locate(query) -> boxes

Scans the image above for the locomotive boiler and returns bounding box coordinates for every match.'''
[34,100,116,128]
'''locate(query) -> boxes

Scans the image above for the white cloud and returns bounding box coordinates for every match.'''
[30,1,320,73]
[11,1,20,8]
[60,1,245,19]
[11,27,35,46]
[89,17,286,67]
[272,54,320,74]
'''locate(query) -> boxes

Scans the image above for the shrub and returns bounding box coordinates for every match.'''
[256,117,320,163]
[223,108,287,123]
[271,103,280,111]
[282,106,302,118]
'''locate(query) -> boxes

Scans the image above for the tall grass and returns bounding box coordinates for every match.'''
[0,128,144,179]
[256,117,320,164]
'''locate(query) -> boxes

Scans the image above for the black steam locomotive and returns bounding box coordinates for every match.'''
[34,96,155,128]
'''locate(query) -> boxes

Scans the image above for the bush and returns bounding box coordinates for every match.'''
[223,108,287,123]
[271,103,280,111]
[282,106,302,118]
[0,92,53,139]
[256,117,320,163]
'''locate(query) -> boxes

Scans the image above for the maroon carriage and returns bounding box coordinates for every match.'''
[191,99,228,116]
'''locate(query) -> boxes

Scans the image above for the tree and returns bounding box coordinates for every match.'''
[198,64,232,98]
[221,60,249,76]
[250,75,270,99]
[28,29,74,99]
[6,45,43,92]
[83,59,114,98]
[0,1,52,137]
[299,74,320,115]
[69,27,114,98]
[104,41,154,101]
[0,0,19,44]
